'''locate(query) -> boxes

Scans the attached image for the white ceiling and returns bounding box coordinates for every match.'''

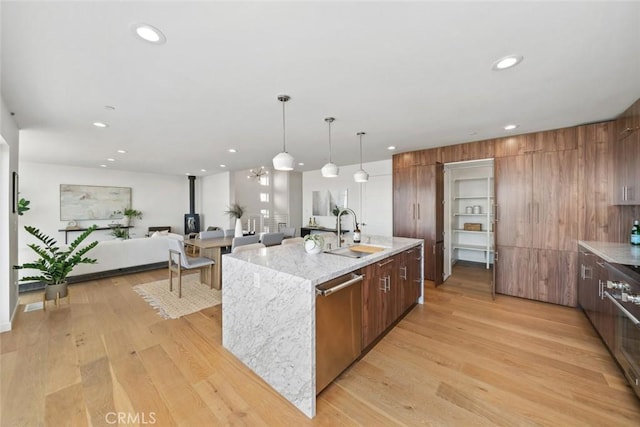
[2,1,640,176]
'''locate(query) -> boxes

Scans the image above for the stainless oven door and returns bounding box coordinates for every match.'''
[604,291,640,397]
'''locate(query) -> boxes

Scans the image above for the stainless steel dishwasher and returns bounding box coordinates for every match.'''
[315,272,363,394]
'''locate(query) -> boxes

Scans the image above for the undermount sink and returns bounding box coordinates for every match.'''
[324,244,388,259]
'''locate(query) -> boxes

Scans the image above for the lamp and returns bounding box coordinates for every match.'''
[272,94,295,171]
[321,117,339,178]
[354,132,369,183]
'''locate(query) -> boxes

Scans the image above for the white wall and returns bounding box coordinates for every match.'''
[232,168,303,233]
[18,162,189,246]
[1,94,20,332]
[201,171,232,229]
[302,160,392,237]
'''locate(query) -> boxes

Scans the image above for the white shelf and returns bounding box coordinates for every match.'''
[453,177,493,182]
[446,164,495,271]
[453,213,494,216]
[452,244,495,252]
[454,195,494,200]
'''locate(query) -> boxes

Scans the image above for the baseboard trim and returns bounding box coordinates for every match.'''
[18,262,167,294]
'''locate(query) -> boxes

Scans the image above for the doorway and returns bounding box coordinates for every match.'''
[443,159,495,296]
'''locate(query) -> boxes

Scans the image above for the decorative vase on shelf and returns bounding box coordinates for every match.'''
[121,216,130,227]
[234,218,243,237]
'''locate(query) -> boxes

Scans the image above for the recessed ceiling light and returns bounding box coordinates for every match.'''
[132,23,166,44]
[117,149,127,154]
[387,146,396,151]
[93,122,108,128]
[492,55,523,71]
[219,164,226,168]
[107,158,115,162]
[503,124,519,131]
[227,149,237,153]
[200,169,207,172]
[100,164,107,168]
[298,162,305,166]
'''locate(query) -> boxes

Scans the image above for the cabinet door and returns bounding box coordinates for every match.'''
[399,247,421,313]
[416,163,445,285]
[532,150,578,251]
[362,258,396,348]
[534,249,578,307]
[416,165,434,281]
[578,249,598,320]
[393,168,417,237]
[495,154,532,248]
[495,246,533,299]
[613,128,640,205]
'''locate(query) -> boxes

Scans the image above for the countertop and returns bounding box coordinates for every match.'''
[579,240,640,265]
[224,234,423,286]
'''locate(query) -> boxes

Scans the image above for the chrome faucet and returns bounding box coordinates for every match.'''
[336,208,358,248]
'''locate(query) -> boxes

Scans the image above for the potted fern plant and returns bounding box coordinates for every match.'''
[16,225,99,302]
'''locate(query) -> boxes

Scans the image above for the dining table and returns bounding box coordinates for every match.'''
[183,236,234,290]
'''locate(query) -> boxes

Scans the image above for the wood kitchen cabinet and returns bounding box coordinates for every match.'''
[611,117,640,205]
[362,255,397,348]
[578,247,615,350]
[399,246,422,314]
[393,164,444,284]
[495,144,578,306]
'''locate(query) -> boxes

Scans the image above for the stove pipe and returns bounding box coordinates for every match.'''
[188,175,196,214]
[184,175,200,234]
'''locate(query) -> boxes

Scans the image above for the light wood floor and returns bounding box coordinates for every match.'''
[1,265,638,426]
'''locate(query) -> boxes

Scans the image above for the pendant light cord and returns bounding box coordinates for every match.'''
[282,100,286,152]
[328,121,333,163]
[359,133,363,169]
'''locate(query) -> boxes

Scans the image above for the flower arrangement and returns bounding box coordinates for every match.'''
[225,203,245,219]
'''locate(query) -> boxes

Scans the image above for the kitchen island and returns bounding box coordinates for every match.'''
[221,235,423,418]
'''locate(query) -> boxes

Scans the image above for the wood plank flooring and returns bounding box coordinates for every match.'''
[1,265,638,426]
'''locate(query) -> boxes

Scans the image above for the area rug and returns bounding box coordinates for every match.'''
[133,274,221,319]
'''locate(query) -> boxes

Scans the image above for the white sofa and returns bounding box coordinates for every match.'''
[18,233,184,283]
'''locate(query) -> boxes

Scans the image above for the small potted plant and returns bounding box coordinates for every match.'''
[225,203,246,237]
[17,198,30,216]
[16,225,98,302]
[109,225,129,240]
[303,234,325,254]
[114,208,142,227]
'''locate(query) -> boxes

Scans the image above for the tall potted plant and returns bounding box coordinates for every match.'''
[16,225,99,301]
[225,203,245,237]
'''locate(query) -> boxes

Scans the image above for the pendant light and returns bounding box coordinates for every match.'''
[321,117,339,178]
[353,132,369,183]
[272,95,295,171]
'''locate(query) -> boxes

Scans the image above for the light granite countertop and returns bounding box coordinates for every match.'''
[221,234,424,418]
[224,234,423,286]
[579,240,640,265]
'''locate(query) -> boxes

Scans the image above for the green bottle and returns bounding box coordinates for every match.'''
[631,220,640,246]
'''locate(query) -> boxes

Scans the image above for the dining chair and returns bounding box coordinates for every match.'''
[232,242,265,254]
[281,237,304,245]
[168,238,215,298]
[199,230,224,239]
[231,235,260,252]
[260,232,285,247]
[281,227,296,238]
